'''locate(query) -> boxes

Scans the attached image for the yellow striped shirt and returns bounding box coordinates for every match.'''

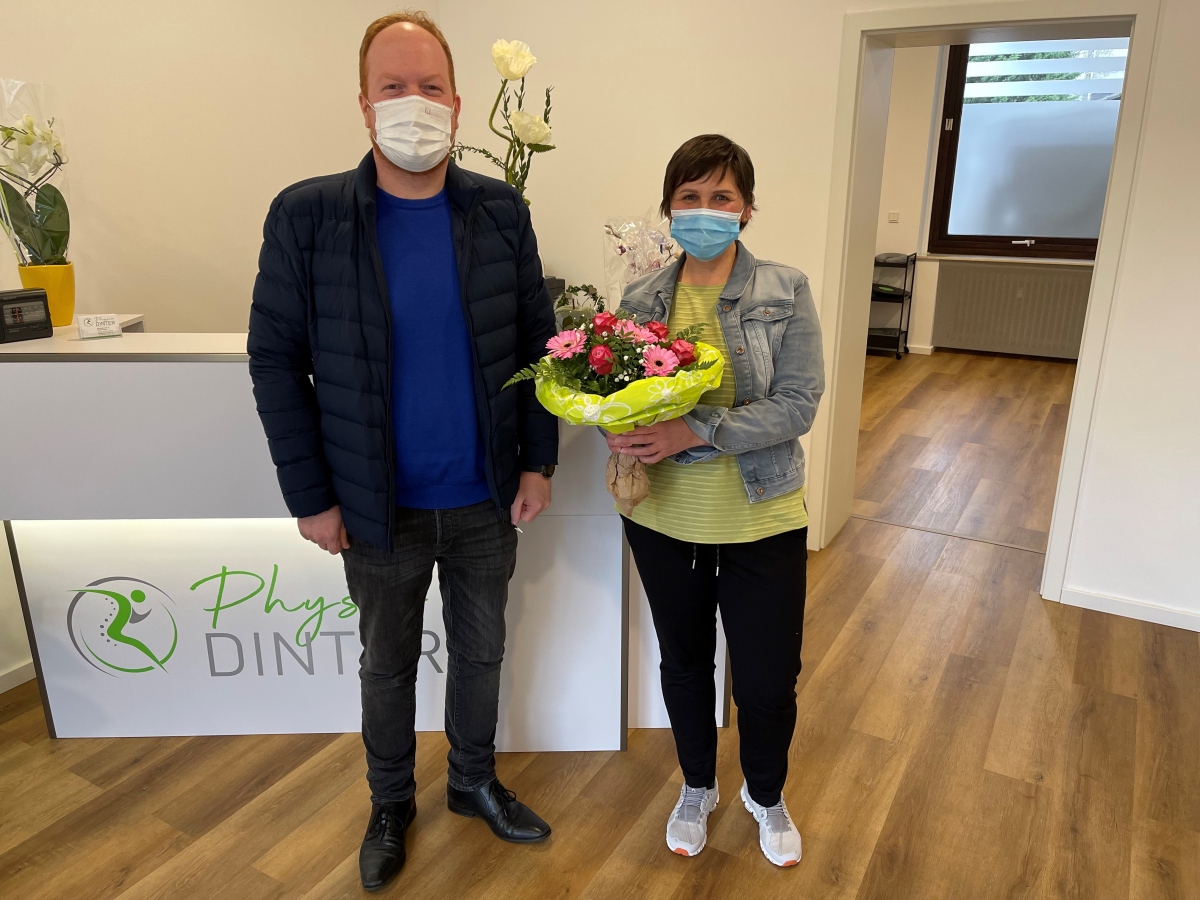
[628,283,808,543]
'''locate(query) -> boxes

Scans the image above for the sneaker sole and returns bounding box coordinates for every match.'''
[665,791,719,858]
[667,835,706,857]
[740,789,801,868]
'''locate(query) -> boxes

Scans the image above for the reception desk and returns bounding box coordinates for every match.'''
[1,327,639,749]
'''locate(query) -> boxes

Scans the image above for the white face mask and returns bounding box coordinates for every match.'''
[370,94,453,173]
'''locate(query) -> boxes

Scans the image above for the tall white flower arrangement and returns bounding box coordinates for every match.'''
[453,39,555,205]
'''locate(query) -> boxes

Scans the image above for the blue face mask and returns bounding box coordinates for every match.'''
[670,208,744,261]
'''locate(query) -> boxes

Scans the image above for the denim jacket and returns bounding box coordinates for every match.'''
[619,242,825,504]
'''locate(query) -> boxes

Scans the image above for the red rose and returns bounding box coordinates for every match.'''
[592,312,619,335]
[670,339,696,366]
[588,344,615,375]
[645,321,670,341]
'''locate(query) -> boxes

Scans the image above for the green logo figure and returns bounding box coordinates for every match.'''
[67,578,179,675]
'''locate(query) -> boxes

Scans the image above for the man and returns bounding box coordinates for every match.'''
[248,11,558,892]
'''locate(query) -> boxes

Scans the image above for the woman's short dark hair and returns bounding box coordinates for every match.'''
[660,134,756,219]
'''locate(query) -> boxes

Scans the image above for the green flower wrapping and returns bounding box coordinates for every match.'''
[533,342,724,433]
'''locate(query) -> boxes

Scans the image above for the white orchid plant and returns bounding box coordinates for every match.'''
[0,110,70,266]
[452,40,555,204]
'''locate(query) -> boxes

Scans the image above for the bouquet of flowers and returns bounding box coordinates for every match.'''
[507,309,723,514]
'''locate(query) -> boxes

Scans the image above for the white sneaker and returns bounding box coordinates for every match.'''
[741,782,801,867]
[665,780,719,857]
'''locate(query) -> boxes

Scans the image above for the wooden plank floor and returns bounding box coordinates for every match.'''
[855,350,1075,552]
[2,350,1197,900]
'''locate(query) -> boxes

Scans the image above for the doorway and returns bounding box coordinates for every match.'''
[854,31,1129,553]
[804,0,1160,606]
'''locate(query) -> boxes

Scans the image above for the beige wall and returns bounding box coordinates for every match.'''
[870,46,942,345]
[0,0,407,332]
[1058,0,1200,622]
[875,47,942,257]
[440,0,851,302]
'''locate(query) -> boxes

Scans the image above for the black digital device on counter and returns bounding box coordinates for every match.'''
[0,288,54,343]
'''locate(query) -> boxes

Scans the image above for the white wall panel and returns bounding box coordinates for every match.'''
[0,362,287,520]
[12,515,626,748]
[627,556,729,730]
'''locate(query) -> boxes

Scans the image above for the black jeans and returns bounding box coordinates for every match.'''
[343,500,518,804]
[622,517,808,808]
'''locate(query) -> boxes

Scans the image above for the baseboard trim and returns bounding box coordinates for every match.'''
[1060,587,1200,633]
[0,660,35,696]
[907,344,934,355]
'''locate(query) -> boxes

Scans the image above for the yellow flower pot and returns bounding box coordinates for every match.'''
[19,262,75,327]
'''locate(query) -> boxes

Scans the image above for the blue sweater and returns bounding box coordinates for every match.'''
[376,188,489,509]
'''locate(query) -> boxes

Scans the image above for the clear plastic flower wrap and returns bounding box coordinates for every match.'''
[603,209,679,304]
[0,80,71,266]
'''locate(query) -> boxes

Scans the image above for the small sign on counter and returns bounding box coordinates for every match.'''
[78,314,123,340]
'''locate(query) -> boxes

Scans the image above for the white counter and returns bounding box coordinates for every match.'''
[1,332,630,747]
[0,331,286,519]
[0,330,245,361]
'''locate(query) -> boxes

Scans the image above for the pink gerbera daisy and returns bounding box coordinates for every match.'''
[642,345,680,377]
[613,319,660,344]
[613,319,642,337]
[546,329,587,359]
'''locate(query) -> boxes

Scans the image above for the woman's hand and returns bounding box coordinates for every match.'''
[605,418,709,465]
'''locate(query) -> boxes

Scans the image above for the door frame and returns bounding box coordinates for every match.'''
[805,0,1161,607]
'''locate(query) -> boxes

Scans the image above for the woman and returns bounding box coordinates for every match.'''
[608,134,824,867]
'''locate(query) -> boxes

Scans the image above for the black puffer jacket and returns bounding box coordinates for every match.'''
[248,154,558,549]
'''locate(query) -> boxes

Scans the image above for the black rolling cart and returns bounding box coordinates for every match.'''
[866,252,916,359]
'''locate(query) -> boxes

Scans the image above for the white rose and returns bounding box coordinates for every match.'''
[492,39,537,81]
[510,110,553,147]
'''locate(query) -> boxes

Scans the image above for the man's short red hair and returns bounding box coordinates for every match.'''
[359,10,456,95]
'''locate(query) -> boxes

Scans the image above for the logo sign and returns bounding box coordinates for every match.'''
[11,519,433,737]
[67,577,180,675]
[12,516,625,750]
[77,314,122,339]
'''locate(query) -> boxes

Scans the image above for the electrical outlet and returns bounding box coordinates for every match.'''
[887,211,900,223]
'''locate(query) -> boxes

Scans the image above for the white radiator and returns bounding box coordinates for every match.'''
[931,260,1092,359]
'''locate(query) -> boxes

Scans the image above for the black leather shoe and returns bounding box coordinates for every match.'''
[446,779,551,843]
[359,797,416,892]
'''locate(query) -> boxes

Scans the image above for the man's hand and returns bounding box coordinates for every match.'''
[510,471,552,525]
[298,505,350,555]
[604,418,708,465]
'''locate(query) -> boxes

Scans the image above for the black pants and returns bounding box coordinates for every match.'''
[623,517,808,808]
[343,500,517,804]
